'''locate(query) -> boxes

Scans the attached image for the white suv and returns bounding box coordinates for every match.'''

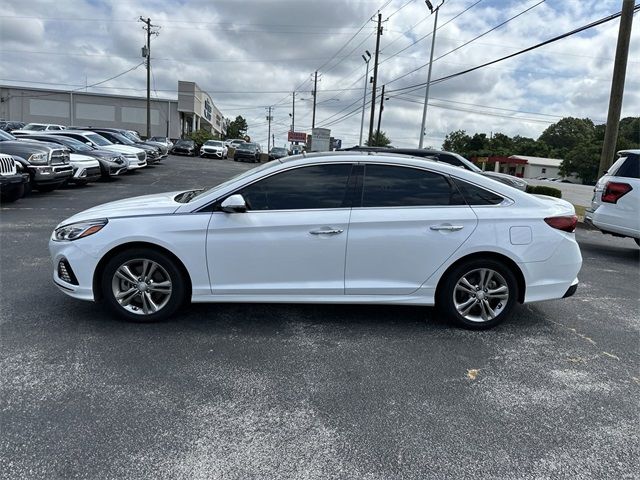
[585,150,639,246]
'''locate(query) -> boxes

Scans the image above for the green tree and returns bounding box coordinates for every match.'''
[560,142,601,184]
[225,115,248,139]
[511,135,549,157]
[487,132,513,155]
[366,130,391,147]
[442,130,470,153]
[538,117,595,158]
[188,129,216,147]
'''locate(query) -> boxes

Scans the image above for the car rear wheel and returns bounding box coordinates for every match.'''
[101,248,186,322]
[438,259,518,329]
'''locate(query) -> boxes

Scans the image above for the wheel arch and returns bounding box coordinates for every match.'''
[92,241,193,302]
[435,252,526,304]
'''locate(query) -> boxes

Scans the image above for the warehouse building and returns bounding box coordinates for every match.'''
[0,80,224,139]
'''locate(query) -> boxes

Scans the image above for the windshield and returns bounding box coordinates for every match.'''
[177,140,193,146]
[54,136,93,151]
[449,152,481,172]
[205,141,223,147]
[150,137,166,142]
[0,130,16,141]
[188,159,281,203]
[271,148,287,154]
[86,133,112,146]
[110,132,135,145]
[237,143,256,149]
[24,124,47,131]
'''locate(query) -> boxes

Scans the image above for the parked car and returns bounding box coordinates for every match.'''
[78,128,161,164]
[149,136,174,150]
[11,123,66,135]
[49,151,581,329]
[585,149,639,246]
[341,146,528,191]
[47,131,147,170]
[18,134,128,179]
[0,130,73,192]
[233,142,261,163]
[200,140,227,159]
[0,121,25,133]
[269,147,289,160]
[122,130,168,158]
[0,153,29,202]
[172,139,197,156]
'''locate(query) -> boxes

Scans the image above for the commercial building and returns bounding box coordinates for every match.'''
[0,80,224,139]
[473,154,579,181]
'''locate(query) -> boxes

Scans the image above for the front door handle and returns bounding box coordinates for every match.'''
[430,225,464,232]
[309,228,344,235]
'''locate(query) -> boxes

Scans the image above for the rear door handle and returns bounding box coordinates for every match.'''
[430,225,464,231]
[309,228,344,235]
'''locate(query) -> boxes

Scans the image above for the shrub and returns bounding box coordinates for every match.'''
[188,129,218,147]
[526,185,562,198]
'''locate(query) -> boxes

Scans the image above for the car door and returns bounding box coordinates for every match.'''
[207,163,356,295]
[345,163,478,295]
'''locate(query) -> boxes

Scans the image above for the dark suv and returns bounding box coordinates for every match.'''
[0,130,72,192]
[234,142,262,163]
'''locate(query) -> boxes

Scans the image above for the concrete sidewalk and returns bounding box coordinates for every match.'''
[526,179,594,207]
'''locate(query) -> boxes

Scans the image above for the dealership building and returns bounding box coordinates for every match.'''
[0,80,224,139]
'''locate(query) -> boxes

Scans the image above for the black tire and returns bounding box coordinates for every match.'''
[437,258,518,330]
[0,183,25,203]
[101,248,187,322]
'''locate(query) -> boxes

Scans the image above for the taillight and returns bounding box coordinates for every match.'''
[602,182,632,203]
[544,215,577,233]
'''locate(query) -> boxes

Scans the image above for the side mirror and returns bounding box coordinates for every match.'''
[86,141,93,146]
[220,194,247,213]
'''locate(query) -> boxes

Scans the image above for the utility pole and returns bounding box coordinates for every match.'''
[359,51,371,145]
[291,91,295,132]
[266,106,273,152]
[140,17,159,139]
[368,13,382,144]
[311,71,318,129]
[376,84,386,140]
[419,1,443,149]
[598,0,634,178]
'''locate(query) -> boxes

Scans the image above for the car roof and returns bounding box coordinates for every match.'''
[618,149,640,155]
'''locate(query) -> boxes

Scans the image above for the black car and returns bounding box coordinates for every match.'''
[0,130,73,192]
[340,146,528,191]
[18,134,128,179]
[78,128,162,164]
[172,139,197,156]
[0,153,29,202]
[268,147,289,160]
[234,142,261,163]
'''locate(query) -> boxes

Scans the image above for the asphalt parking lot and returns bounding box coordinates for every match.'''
[1,155,638,480]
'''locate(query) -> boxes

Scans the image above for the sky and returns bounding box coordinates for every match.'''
[0,0,638,149]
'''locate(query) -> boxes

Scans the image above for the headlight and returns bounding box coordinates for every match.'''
[28,152,49,165]
[53,219,108,241]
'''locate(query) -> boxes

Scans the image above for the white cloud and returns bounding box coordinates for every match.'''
[0,0,637,148]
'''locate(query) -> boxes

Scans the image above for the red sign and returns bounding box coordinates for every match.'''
[288,131,307,142]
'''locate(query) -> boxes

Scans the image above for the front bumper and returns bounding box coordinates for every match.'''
[201,149,224,158]
[32,164,74,185]
[69,164,102,183]
[49,238,99,301]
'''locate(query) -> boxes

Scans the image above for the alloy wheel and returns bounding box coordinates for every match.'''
[111,258,172,315]
[453,268,509,323]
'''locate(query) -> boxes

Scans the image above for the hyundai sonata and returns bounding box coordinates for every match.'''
[50,152,582,329]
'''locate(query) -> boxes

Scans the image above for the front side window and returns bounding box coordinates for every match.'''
[361,164,464,207]
[237,164,353,211]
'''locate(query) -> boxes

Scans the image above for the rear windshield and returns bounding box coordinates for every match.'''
[609,155,639,179]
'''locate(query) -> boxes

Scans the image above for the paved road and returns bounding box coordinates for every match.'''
[525,179,594,207]
[1,156,638,479]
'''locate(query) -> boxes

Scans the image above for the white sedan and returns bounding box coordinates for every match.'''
[49,152,582,329]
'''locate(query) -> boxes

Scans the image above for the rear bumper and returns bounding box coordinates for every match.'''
[585,206,639,239]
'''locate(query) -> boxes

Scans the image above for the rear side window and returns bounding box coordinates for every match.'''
[610,155,639,179]
[361,164,465,207]
[238,163,353,210]
[452,178,504,205]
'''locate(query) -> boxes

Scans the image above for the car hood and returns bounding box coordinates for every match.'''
[59,191,185,225]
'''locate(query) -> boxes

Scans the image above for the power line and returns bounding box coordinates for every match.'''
[386,4,640,95]
[386,0,546,86]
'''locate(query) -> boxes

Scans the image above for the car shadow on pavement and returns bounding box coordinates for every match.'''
[579,238,639,261]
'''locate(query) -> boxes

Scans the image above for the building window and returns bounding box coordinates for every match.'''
[541,168,546,173]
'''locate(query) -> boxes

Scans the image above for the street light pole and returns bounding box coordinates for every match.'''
[359,51,371,146]
[418,1,443,149]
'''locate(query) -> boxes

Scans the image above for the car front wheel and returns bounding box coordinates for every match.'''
[438,259,518,329]
[101,248,186,322]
